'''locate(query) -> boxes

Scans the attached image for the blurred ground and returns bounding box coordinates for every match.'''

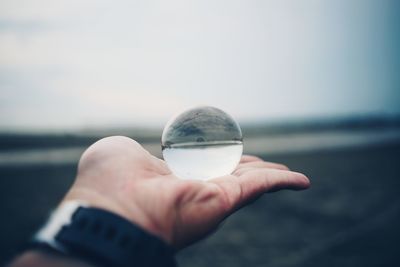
[177,141,400,267]
[0,131,400,266]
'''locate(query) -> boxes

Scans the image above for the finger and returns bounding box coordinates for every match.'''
[235,161,290,173]
[150,155,173,176]
[239,168,310,192]
[211,169,310,211]
[240,155,264,163]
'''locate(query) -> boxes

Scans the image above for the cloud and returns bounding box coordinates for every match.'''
[0,0,399,130]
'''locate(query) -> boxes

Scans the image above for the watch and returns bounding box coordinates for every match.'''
[32,201,176,267]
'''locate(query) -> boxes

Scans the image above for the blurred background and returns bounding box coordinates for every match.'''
[1,0,399,266]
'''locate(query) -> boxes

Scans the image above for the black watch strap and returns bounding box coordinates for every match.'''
[33,203,176,267]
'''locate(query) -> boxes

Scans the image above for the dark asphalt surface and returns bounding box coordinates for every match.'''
[1,141,399,267]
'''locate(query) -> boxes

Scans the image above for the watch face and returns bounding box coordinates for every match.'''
[35,202,176,267]
[34,201,85,251]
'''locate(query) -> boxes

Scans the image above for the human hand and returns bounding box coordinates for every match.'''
[63,136,310,250]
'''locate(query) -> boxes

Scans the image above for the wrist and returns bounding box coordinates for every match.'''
[31,200,176,267]
[62,187,171,246]
[9,249,95,267]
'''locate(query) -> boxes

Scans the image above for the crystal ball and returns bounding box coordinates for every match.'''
[161,106,243,180]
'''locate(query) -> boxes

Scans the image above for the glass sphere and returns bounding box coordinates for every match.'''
[162,106,243,180]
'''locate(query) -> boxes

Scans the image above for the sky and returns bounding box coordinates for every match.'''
[0,0,399,131]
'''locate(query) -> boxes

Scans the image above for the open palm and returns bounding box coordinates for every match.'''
[64,136,310,249]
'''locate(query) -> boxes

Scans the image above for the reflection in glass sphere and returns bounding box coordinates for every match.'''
[162,106,243,180]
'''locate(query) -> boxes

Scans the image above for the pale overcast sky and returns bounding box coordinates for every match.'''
[0,0,399,130]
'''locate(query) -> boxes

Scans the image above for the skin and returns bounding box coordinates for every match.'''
[9,136,310,266]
